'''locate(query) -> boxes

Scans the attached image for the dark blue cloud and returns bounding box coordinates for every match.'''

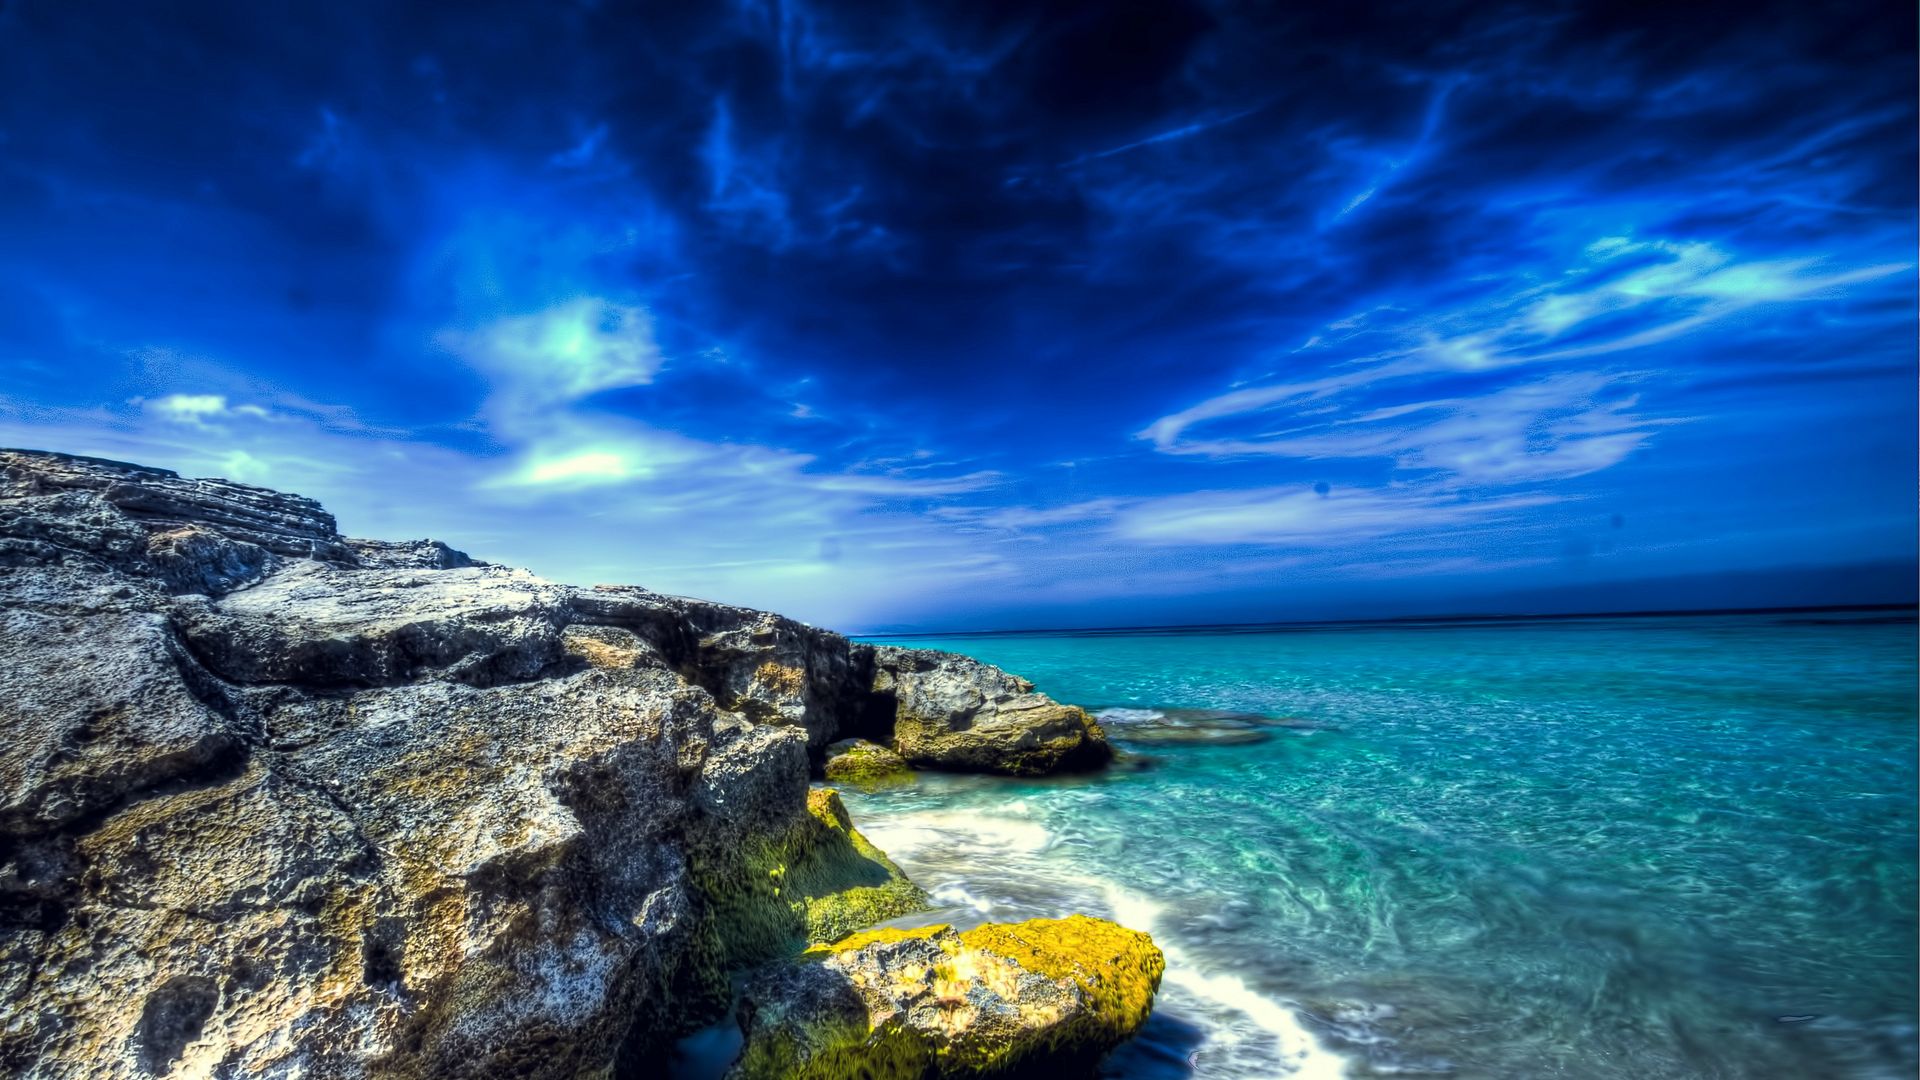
[0,0,1911,629]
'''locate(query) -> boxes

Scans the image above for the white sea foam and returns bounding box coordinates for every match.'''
[1096,707,1167,723]
[859,810,1055,858]
[861,805,1359,1078]
[1097,881,1353,1078]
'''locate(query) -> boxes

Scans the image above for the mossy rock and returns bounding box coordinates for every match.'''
[690,788,931,981]
[823,738,916,789]
[730,915,1165,1079]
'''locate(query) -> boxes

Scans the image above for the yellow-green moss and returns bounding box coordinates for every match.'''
[744,915,1165,1079]
[799,922,950,961]
[688,788,931,979]
[730,1015,932,1080]
[957,915,1164,1041]
[822,741,916,790]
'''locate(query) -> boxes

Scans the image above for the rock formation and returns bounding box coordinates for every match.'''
[872,647,1112,775]
[821,739,916,789]
[0,449,1140,1079]
[730,917,1166,1079]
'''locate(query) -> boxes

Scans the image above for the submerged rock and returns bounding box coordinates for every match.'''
[730,916,1165,1079]
[0,449,1126,1079]
[823,739,916,789]
[1095,707,1320,746]
[872,647,1112,776]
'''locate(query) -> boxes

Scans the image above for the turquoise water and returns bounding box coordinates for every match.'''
[846,612,1918,1079]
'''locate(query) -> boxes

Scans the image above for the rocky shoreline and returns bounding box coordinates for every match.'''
[0,449,1158,1079]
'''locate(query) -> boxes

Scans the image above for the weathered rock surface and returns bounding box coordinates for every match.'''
[872,647,1113,776]
[823,738,916,789]
[1,450,354,567]
[729,916,1165,1079]
[0,449,1131,1079]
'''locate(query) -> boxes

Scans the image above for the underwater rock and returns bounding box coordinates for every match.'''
[872,647,1113,776]
[823,738,916,789]
[0,448,1104,1079]
[729,915,1165,1079]
[1095,707,1320,746]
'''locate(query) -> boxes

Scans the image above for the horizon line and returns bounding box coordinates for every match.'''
[857,601,1918,640]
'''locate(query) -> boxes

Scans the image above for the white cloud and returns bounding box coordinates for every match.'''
[1139,236,1907,483]
[217,449,271,483]
[135,393,271,426]
[1175,372,1658,483]
[442,298,661,410]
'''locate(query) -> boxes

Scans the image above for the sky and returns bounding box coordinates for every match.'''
[0,0,1913,632]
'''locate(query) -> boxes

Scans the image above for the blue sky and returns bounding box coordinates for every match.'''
[0,0,1912,631]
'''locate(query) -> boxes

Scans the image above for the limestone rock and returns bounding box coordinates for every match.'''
[0,448,1121,1079]
[344,537,482,571]
[172,561,576,688]
[729,915,1165,1079]
[871,647,1112,775]
[823,739,916,789]
[0,449,353,565]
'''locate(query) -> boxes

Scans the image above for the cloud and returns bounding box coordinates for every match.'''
[443,298,662,410]
[135,393,271,426]
[1113,485,1561,546]
[1067,106,1264,165]
[0,0,1910,632]
[1160,372,1659,482]
[960,499,1128,530]
[489,442,690,490]
[702,97,794,246]
[1140,236,1906,487]
[550,123,611,170]
[812,470,1001,496]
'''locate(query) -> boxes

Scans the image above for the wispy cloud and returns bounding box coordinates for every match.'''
[702,97,794,246]
[1066,106,1264,166]
[1331,77,1458,221]
[1113,485,1561,546]
[1141,237,1908,488]
[1157,371,1660,483]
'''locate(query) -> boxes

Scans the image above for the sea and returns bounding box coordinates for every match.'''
[834,609,1918,1078]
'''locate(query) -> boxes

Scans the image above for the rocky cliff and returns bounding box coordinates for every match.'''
[0,449,1125,1079]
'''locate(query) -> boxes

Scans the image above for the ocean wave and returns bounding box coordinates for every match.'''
[859,806,1360,1078]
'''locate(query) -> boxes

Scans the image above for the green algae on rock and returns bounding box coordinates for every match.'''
[691,785,931,973]
[823,738,917,789]
[730,915,1165,1079]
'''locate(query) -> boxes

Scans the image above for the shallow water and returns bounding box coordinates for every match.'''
[843,612,1917,1079]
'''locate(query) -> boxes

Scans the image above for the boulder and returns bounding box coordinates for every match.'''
[871,647,1112,776]
[823,739,916,789]
[729,916,1165,1079]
